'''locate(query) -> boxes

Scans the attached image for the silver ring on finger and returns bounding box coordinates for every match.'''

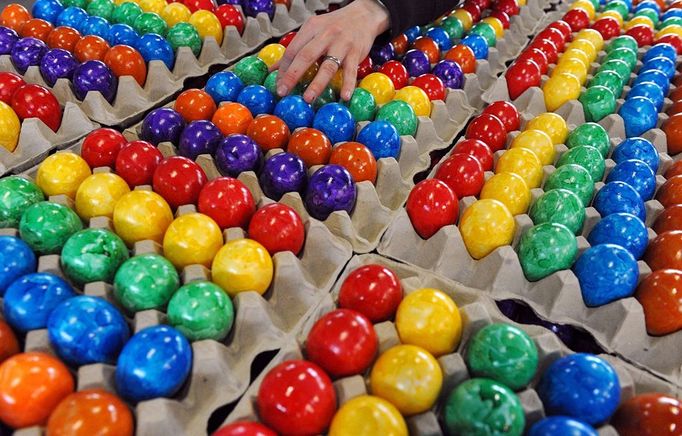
[321,54,342,69]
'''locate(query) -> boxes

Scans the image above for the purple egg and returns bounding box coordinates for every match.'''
[242,0,275,19]
[39,48,78,87]
[215,134,262,177]
[370,43,395,65]
[432,59,463,89]
[72,60,118,103]
[403,49,430,77]
[0,26,19,56]
[140,107,186,145]
[259,152,307,200]
[178,120,223,161]
[218,0,242,4]
[304,164,356,221]
[11,37,48,74]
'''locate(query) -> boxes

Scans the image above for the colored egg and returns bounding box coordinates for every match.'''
[61,228,129,285]
[113,254,180,312]
[167,281,234,341]
[459,199,515,259]
[163,213,223,269]
[0,176,44,228]
[112,190,173,246]
[211,238,273,297]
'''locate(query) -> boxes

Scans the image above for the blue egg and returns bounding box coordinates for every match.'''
[587,213,648,259]
[32,0,65,23]
[357,120,401,159]
[82,16,110,40]
[611,137,659,173]
[537,353,620,424]
[639,56,676,79]
[462,34,489,59]
[593,181,646,221]
[627,81,664,112]
[404,26,421,43]
[0,236,36,295]
[662,9,682,20]
[3,272,76,332]
[236,84,275,116]
[573,243,639,306]
[425,26,453,52]
[108,23,139,47]
[313,102,355,145]
[618,96,657,138]
[274,95,314,131]
[528,416,597,436]
[115,325,192,402]
[136,33,174,70]
[56,6,87,30]
[205,71,244,103]
[634,0,660,13]
[48,295,130,366]
[606,159,656,200]
[642,43,677,64]
[631,70,670,95]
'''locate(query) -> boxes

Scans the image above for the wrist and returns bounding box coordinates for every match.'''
[351,0,391,36]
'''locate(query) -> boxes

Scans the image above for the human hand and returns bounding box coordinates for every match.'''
[275,0,390,103]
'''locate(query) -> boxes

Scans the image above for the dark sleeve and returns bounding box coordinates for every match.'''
[378,0,463,38]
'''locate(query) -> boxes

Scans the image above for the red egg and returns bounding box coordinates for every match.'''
[391,33,409,56]
[338,264,402,323]
[184,0,215,12]
[0,320,19,364]
[493,0,519,16]
[81,128,127,168]
[533,27,566,51]
[197,177,256,230]
[406,178,459,239]
[257,360,336,435]
[434,152,485,198]
[546,20,573,42]
[465,113,507,152]
[0,72,25,104]
[644,231,682,271]
[412,73,446,101]
[379,60,409,90]
[528,37,558,64]
[357,56,374,80]
[462,1,482,21]
[656,34,682,54]
[591,17,620,40]
[152,156,207,209]
[636,269,682,335]
[612,393,682,435]
[452,138,494,171]
[657,175,682,208]
[215,5,244,35]
[626,24,654,47]
[517,48,549,75]
[305,309,378,378]
[482,100,520,132]
[10,84,62,132]
[247,203,305,255]
[73,35,110,63]
[666,161,682,178]
[505,59,542,100]
[115,140,164,188]
[213,422,276,436]
[279,31,296,47]
[562,8,591,32]
[489,10,510,29]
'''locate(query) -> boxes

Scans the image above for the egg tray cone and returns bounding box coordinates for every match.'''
[0,102,99,176]
[224,254,679,435]
[376,76,682,386]
[2,161,353,436]
[0,0,343,128]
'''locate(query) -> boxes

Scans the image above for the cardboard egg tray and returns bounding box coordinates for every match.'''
[0,0,342,128]
[375,77,682,386]
[225,254,679,435]
[2,161,353,436]
[0,102,99,176]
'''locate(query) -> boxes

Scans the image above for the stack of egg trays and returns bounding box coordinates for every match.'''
[225,254,679,435]
[123,75,477,253]
[377,67,682,386]
[0,0,342,128]
[0,102,98,176]
[5,159,353,436]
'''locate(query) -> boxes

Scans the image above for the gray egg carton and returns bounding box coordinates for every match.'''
[0,0,342,128]
[0,102,99,176]
[2,165,353,436]
[377,83,682,386]
[225,254,679,435]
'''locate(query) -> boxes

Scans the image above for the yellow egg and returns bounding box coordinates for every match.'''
[656,24,682,40]
[542,72,582,112]
[481,17,504,39]
[0,101,20,152]
[393,85,431,117]
[511,129,556,165]
[359,72,396,105]
[163,213,223,269]
[329,395,408,436]
[36,152,92,199]
[189,10,223,43]
[567,39,597,62]
[459,199,515,259]
[554,57,588,84]
[452,9,473,31]
[395,288,462,357]
[480,172,531,215]
[561,48,591,69]
[139,0,165,14]
[624,15,654,30]
[598,10,624,26]
[495,147,544,189]
[369,345,442,415]
[570,0,596,20]
[211,238,273,297]
[576,28,604,52]
[112,190,173,246]
[257,43,286,69]
[160,3,192,27]
[525,112,569,145]
[74,173,130,220]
